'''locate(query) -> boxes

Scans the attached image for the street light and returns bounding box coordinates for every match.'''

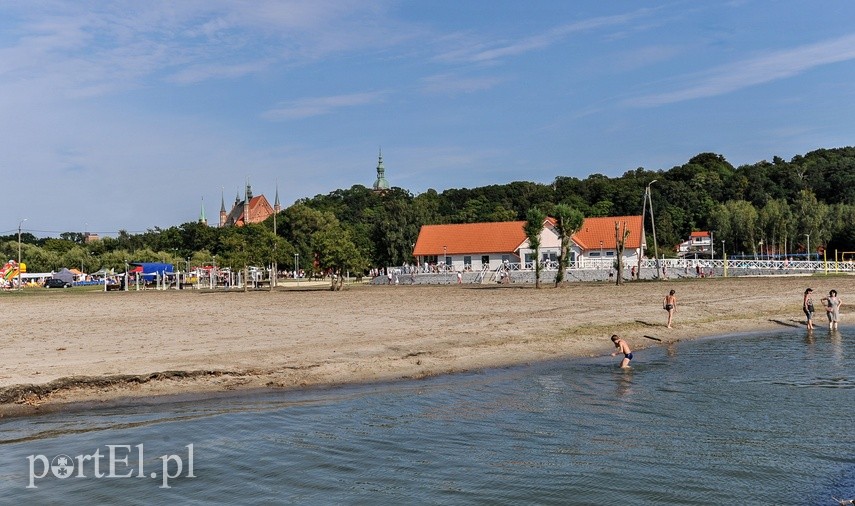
[17,218,27,290]
[295,253,299,284]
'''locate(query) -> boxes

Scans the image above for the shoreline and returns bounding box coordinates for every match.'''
[1,275,850,418]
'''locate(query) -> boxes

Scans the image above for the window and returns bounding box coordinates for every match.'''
[481,255,490,266]
[589,252,601,257]
[605,251,615,257]
[464,255,472,267]
[445,256,452,265]
[501,254,510,263]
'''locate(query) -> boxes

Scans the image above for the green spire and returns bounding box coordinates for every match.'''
[373,148,390,191]
[199,197,207,224]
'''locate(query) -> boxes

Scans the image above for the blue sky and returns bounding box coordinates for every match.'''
[3,1,855,236]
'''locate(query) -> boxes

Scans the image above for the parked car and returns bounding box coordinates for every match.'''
[45,278,71,288]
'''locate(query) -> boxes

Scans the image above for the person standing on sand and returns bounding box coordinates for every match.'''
[821,289,842,330]
[610,334,633,368]
[663,289,677,328]
[803,288,815,330]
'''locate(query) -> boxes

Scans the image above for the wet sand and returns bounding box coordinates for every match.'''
[1,275,850,416]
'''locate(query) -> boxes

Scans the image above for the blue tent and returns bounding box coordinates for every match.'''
[129,262,175,281]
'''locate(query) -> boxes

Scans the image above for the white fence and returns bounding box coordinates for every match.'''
[397,257,855,275]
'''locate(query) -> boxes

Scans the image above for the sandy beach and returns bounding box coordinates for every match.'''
[1,275,851,416]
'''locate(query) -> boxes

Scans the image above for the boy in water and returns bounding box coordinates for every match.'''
[610,334,633,368]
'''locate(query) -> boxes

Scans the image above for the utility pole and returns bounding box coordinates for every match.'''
[17,218,27,290]
[645,180,660,279]
[637,185,648,279]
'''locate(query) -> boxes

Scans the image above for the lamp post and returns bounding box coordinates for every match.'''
[17,218,27,289]
[295,253,299,284]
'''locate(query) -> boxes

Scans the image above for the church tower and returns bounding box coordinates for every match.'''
[372,148,390,193]
[219,188,227,227]
[199,197,207,226]
[274,181,281,213]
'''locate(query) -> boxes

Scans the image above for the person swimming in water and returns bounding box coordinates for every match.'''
[610,334,633,368]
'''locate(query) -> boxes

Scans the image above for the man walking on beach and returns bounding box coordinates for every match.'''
[610,334,633,368]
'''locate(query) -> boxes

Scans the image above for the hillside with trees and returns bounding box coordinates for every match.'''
[5,146,855,275]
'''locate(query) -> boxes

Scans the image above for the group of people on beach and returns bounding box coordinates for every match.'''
[609,288,679,368]
[611,286,844,369]
[802,288,843,330]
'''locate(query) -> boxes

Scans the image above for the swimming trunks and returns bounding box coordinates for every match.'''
[625,353,633,360]
[664,304,673,311]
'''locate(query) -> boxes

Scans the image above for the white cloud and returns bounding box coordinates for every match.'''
[627,33,855,107]
[261,91,387,120]
[434,8,655,64]
[0,1,403,100]
[167,59,274,84]
[419,73,505,95]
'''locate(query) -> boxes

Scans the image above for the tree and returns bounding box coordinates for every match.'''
[552,204,584,286]
[614,221,631,286]
[524,208,546,288]
[758,199,793,256]
[794,189,830,255]
[312,226,368,291]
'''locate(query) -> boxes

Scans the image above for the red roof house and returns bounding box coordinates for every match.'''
[412,216,644,271]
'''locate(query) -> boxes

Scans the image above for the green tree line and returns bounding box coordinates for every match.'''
[5,146,855,274]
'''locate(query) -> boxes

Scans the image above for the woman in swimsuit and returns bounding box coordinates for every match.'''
[821,289,842,330]
[803,288,815,330]
[663,289,677,328]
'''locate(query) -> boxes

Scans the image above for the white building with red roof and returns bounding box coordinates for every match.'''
[412,215,644,271]
[677,231,713,257]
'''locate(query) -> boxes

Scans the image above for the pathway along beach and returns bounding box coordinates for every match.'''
[1,275,852,416]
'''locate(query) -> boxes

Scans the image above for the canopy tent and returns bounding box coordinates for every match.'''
[129,262,175,281]
[52,268,75,284]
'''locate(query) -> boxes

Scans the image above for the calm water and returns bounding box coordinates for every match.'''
[1,328,853,505]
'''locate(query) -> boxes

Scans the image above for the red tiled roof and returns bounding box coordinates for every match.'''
[225,195,273,226]
[413,221,527,256]
[412,215,643,256]
[690,231,710,238]
[570,215,643,250]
